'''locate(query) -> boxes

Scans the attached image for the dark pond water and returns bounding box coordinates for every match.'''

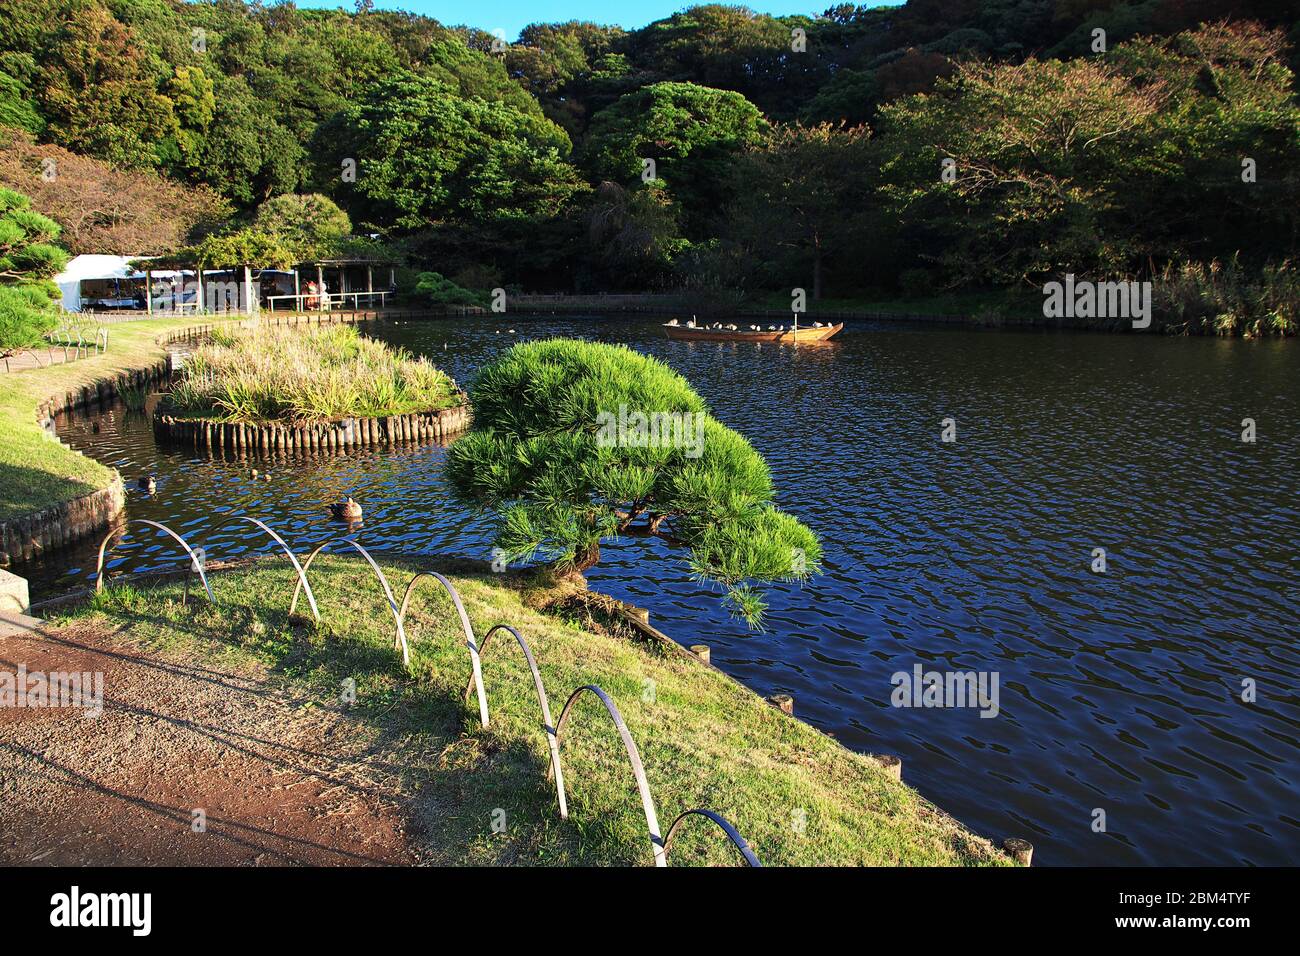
[30,315,1300,866]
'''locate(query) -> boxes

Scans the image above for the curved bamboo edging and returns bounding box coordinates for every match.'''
[96,519,214,603]
[549,684,667,867]
[207,515,320,622]
[290,537,409,666]
[464,623,567,818]
[397,571,490,729]
[88,510,761,867]
[664,808,762,867]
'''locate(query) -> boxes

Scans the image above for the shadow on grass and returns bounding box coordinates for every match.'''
[81,562,643,865]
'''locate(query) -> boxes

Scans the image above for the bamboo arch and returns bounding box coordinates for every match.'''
[463,623,566,816]
[96,519,214,603]
[397,570,490,729]
[90,511,761,867]
[548,684,666,867]
[663,808,762,867]
[290,537,409,666]
[207,515,320,622]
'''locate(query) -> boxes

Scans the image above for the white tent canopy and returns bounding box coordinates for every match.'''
[54,255,206,312]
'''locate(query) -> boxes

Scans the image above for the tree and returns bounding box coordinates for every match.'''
[873,21,1300,286]
[0,187,68,351]
[0,127,230,254]
[253,193,352,260]
[725,123,874,299]
[446,339,821,624]
[0,70,42,133]
[580,180,683,291]
[192,74,305,205]
[415,271,487,307]
[580,81,768,235]
[187,228,295,269]
[320,71,586,230]
[36,1,175,169]
[874,55,1168,285]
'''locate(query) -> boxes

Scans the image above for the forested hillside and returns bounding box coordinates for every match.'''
[1,1,1298,328]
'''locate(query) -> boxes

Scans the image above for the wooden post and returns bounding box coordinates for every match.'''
[144,268,153,315]
[875,754,902,781]
[243,264,254,315]
[1003,838,1034,866]
[316,264,325,311]
[293,268,300,312]
[195,269,204,314]
[689,644,710,664]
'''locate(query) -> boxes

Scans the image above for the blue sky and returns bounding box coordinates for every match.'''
[298,2,876,42]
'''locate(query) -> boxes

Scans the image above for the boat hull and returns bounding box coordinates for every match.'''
[663,322,843,343]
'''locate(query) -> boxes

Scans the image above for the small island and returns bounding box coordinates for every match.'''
[154,324,469,451]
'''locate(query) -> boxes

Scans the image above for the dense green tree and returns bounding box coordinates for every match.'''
[874,21,1300,286]
[252,193,352,261]
[0,187,68,350]
[580,81,767,234]
[446,339,821,624]
[876,55,1168,285]
[185,227,295,269]
[192,74,304,205]
[0,71,42,133]
[36,0,175,169]
[724,123,874,299]
[415,271,488,307]
[320,71,585,230]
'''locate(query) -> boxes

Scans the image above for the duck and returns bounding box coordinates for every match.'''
[328,496,363,522]
[666,318,679,326]
[138,475,156,494]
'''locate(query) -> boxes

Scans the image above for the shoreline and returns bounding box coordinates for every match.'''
[16,551,1023,867]
[0,312,452,566]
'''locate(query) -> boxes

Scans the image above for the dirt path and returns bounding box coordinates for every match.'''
[0,616,420,866]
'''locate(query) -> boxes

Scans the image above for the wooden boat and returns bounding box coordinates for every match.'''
[663,321,843,343]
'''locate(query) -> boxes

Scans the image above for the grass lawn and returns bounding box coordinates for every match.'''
[0,315,236,523]
[53,554,1012,866]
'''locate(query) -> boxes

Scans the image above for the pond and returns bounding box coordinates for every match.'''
[29,314,1300,866]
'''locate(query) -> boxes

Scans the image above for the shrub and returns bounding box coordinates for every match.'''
[0,186,67,352]
[416,271,488,307]
[1152,258,1299,337]
[445,338,821,625]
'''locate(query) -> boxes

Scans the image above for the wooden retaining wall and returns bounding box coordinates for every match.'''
[153,404,471,453]
[1,358,172,565]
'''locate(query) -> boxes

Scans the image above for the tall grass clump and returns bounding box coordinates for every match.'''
[165,324,460,423]
[1153,257,1299,337]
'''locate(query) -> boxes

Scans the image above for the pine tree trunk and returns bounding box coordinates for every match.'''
[573,541,601,571]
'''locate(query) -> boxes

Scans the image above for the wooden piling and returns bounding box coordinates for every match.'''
[1003,838,1034,866]
[874,754,902,781]
[768,693,794,715]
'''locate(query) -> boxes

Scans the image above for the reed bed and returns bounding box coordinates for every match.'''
[166,324,460,423]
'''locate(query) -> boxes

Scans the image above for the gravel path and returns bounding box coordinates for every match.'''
[0,615,420,866]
